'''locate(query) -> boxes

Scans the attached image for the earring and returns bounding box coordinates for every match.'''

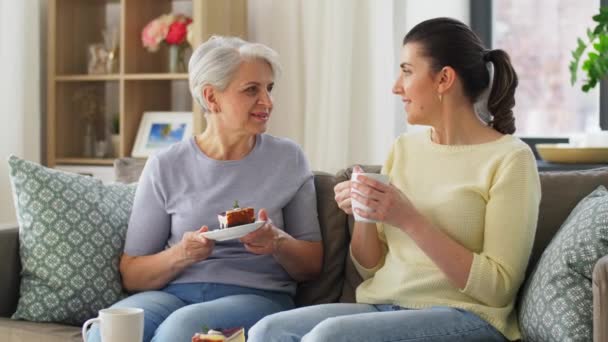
[438,93,443,103]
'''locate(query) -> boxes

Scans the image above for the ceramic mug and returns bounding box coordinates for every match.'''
[82,307,144,342]
[351,172,390,223]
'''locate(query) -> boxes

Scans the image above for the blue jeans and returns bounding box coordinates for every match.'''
[86,282,294,342]
[248,303,508,342]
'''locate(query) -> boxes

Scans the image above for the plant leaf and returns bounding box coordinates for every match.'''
[571,6,608,90]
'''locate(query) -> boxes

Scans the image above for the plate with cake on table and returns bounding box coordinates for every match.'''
[200,201,265,241]
[192,326,245,342]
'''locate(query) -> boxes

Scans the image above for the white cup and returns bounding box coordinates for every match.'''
[351,172,390,223]
[82,307,144,342]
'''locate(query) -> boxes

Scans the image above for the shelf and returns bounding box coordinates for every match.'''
[54,0,121,75]
[54,74,188,81]
[124,73,188,80]
[56,158,115,166]
[47,0,247,168]
[123,79,192,155]
[55,75,121,81]
[54,81,120,161]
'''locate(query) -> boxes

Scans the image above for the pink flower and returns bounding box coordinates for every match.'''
[141,14,192,51]
[166,18,192,45]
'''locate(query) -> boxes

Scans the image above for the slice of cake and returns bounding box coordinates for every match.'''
[192,327,245,342]
[218,201,255,229]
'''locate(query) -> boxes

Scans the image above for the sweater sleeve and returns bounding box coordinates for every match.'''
[350,240,387,280]
[460,148,541,307]
[124,155,171,256]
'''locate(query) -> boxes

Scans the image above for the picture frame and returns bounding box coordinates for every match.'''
[131,111,193,158]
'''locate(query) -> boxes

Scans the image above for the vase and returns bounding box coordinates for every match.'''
[83,123,96,158]
[168,45,187,73]
[111,134,120,157]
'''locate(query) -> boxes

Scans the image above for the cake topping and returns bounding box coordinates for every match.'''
[192,327,245,342]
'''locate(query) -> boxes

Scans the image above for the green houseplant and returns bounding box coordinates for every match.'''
[570,6,608,92]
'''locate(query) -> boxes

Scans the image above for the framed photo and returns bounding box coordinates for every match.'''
[131,111,193,158]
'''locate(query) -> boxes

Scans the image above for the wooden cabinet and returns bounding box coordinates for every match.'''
[46,0,247,167]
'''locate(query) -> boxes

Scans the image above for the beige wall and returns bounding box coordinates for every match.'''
[0,1,43,227]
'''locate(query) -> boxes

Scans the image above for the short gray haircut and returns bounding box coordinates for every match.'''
[188,36,282,112]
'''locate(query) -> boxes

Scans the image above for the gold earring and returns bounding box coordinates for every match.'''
[438,94,443,103]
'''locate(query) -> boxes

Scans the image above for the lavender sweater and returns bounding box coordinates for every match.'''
[124,134,321,295]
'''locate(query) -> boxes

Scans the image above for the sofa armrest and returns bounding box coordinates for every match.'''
[0,226,20,317]
[594,255,608,342]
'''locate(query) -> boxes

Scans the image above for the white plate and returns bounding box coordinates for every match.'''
[200,221,265,241]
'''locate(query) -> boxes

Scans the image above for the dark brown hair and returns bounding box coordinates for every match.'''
[403,17,518,134]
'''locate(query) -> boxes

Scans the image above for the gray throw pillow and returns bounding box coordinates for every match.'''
[519,185,608,342]
[8,156,136,325]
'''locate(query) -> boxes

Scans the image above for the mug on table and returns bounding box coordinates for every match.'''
[82,307,144,342]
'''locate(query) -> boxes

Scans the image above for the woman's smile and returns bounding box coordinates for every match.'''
[251,111,270,122]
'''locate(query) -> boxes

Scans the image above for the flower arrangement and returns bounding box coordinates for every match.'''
[141,13,193,52]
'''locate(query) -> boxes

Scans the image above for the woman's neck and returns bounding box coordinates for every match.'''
[431,101,502,145]
[196,125,256,161]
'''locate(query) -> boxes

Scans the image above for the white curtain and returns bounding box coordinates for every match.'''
[248,0,399,172]
[0,0,41,227]
[248,0,469,172]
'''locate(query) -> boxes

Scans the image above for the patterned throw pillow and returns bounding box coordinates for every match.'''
[519,185,608,342]
[8,156,136,325]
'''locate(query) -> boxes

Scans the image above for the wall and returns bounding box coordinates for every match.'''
[0,1,42,228]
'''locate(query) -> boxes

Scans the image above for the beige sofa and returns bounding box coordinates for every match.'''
[1,160,607,342]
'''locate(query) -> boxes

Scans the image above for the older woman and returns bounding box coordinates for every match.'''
[87,36,323,342]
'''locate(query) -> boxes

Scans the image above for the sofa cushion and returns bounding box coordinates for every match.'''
[295,171,348,306]
[8,156,136,325]
[519,185,608,342]
[530,167,608,275]
[0,317,80,342]
[113,157,146,184]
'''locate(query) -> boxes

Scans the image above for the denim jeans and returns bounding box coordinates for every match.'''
[248,303,508,342]
[86,282,294,342]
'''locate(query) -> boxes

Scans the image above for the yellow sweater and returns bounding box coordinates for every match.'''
[353,129,541,341]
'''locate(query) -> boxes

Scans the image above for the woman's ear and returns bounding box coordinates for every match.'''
[202,85,220,113]
[436,66,456,95]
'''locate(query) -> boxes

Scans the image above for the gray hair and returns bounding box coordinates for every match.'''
[188,36,282,112]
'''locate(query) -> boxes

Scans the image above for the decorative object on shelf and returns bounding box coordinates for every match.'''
[87,43,109,75]
[168,44,187,73]
[73,86,103,157]
[110,114,120,157]
[131,111,193,158]
[141,13,193,73]
[570,6,608,92]
[95,140,108,158]
[87,28,119,74]
[102,28,119,73]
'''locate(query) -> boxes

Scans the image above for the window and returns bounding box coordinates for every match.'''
[472,0,603,137]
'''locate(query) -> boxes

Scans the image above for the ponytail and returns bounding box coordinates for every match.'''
[485,49,518,134]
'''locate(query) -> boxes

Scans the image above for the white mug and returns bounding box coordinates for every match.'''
[82,307,144,342]
[351,172,390,223]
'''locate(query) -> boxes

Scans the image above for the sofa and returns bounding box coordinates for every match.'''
[1,160,607,342]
